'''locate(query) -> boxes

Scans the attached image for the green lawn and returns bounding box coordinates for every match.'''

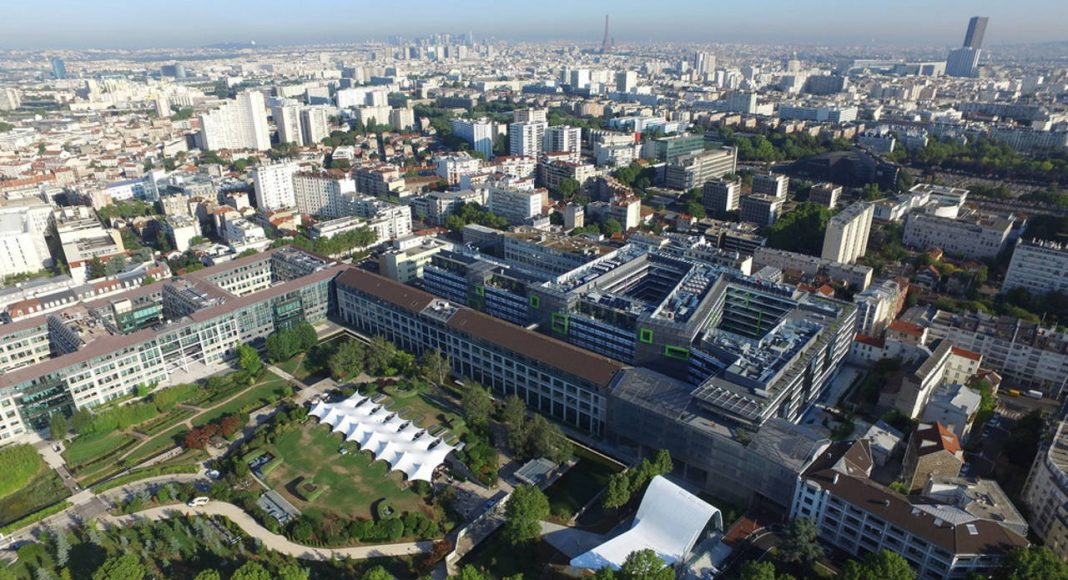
[136,407,195,436]
[193,373,291,427]
[124,424,188,466]
[544,450,622,518]
[0,467,70,526]
[381,386,467,441]
[63,432,137,470]
[263,421,430,521]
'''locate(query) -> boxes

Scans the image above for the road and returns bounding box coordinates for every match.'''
[105,502,433,561]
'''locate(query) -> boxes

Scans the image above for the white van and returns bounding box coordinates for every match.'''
[187,496,210,508]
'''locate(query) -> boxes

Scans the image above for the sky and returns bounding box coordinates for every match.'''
[2,0,1066,50]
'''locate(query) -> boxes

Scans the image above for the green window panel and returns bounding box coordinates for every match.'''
[475,285,485,296]
[639,328,654,344]
[551,312,570,335]
[529,294,541,309]
[664,345,690,360]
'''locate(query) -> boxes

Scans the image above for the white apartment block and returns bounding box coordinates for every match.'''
[293,172,357,218]
[545,125,582,156]
[853,278,908,336]
[513,109,547,123]
[822,202,874,264]
[355,105,391,127]
[198,91,271,151]
[1003,238,1068,297]
[509,121,546,158]
[752,173,790,199]
[165,216,201,253]
[222,217,267,244]
[0,197,53,276]
[378,236,452,283]
[336,86,389,109]
[451,118,495,159]
[252,162,300,211]
[1022,420,1068,560]
[390,107,415,131]
[436,153,483,186]
[300,106,331,145]
[272,102,304,146]
[903,212,1014,260]
[488,180,543,225]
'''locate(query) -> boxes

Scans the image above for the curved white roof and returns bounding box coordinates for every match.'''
[570,476,721,571]
[309,393,456,482]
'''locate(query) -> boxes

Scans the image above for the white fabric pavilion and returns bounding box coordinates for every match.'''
[570,475,721,571]
[309,394,456,483]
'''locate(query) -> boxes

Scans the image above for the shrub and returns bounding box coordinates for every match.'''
[0,444,43,499]
[0,501,71,535]
[260,457,284,475]
[94,465,198,493]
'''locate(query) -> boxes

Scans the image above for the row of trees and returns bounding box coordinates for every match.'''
[264,322,319,364]
[276,226,377,258]
[889,136,1068,187]
[602,450,673,509]
[718,127,852,162]
[444,201,510,233]
[765,202,833,255]
[326,336,422,380]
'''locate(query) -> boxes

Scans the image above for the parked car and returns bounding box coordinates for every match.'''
[187,496,210,508]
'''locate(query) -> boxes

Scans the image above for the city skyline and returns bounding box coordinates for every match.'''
[2,0,1067,50]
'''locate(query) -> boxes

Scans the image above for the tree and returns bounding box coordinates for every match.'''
[558,177,580,198]
[193,572,222,580]
[141,275,156,286]
[601,218,623,236]
[276,564,310,580]
[684,201,706,219]
[328,340,365,380]
[522,413,573,463]
[840,550,915,580]
[92,554,145,580]
[230,562,272,580]
[453,566,486,580]
[503,484,550,545]
[652,449,672,475]
[365,335,397,375]
[602,472,631,509]
[87,257,107,280]
[619,549,674,580]
[266,332,296,363]
[418,348,451,385]
[739,561,778,580]
[236,343,263,377]
[765,202,831,256]
[778,517,823,569]
[462,380,494,429]
[71,408,94,435]
[994,546,1068,580]
[363,567,393,580]
[50,413,68,441]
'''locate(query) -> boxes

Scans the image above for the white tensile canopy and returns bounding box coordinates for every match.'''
[570,475,721,571]
[309,395,456,482]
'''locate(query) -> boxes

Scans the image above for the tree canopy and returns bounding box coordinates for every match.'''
[503,484,550,545]
[765,202,832,255]
[840,550,914,580]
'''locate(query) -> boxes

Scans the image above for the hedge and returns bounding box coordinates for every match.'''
[94,464,199,493]
[0,444,44,499]
[243,448,268,463]
[0,501,72,535]
[260,457,284,475]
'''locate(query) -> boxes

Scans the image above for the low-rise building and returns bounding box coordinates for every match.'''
[378,236,452,283]
[903,211,1015,260]
[902,422,964,492]
[921,384,981,442]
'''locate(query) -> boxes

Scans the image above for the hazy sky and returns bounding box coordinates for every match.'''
[2,0,1066,50]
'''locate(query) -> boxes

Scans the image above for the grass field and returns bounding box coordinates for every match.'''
[63,432,137,469]
[263,421,429,521]
[0,444,43,499]
[193,372,291,427]
[381,386,467,442]
[0,467,70,526]
[124,424,188,466]
[544,450,621,518]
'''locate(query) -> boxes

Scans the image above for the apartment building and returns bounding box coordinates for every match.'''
[1003,238,1068,297]
[1022,420,1068,560]
[292,172,357,218]
[792,440,1027,580]
[753,247,873,290]
[739,194,784,227]
[903,211,1014,260]
[809,183,843,209]
[702,178,741,218]
[664,148,738,191]
[752,173,790,199]
[198,91,271,151]
[378,236,452,283]
[822,202,873,264]
[853,278,909,336]
[487,179,545,225]
[252,162,300,211]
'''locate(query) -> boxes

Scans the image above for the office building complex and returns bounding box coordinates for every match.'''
[253,162,300,211]
[198,91,271,151]
[0,248,339,442]
[821,203,873,264]
[792,440,1027,579]
[1003,239,1068,297]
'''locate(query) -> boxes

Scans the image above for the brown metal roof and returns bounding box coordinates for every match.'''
[335,268,625,388]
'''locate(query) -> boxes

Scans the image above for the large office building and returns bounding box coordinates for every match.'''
[793,440,1027,579]
[946,17,989,78]
[0,248,339,442]
[821,203,873,264]
[647,134,706,164]
[1003,239,1068,297]
[702,178,741,219]
[253,162,300,211]
[198,91,271,151]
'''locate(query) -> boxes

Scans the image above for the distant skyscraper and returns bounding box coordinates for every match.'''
[946,16,988,78]
[963,16,989,49]
[50,57,67,80]
[601,14,611,53]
